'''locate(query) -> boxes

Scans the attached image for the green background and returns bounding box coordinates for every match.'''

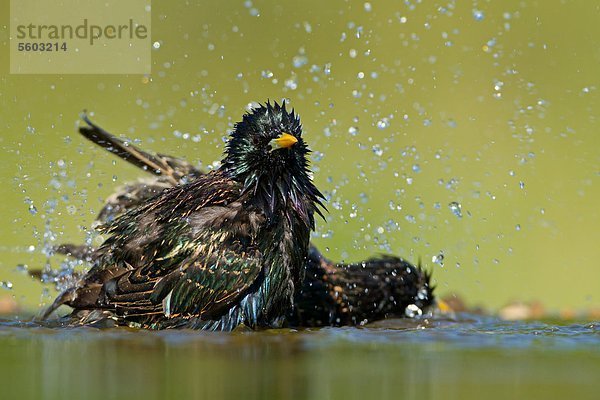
[1,0,599,314]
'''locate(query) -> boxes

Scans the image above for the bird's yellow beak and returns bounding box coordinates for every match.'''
[269,132,298,149]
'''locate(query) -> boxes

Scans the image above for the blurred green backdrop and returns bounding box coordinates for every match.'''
[1,1,599,313]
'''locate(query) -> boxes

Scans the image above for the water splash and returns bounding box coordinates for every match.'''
[432,251,445,267]
[404,304,423,318]
[448,202,462,218]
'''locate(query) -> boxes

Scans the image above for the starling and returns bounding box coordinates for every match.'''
[43,101,325,330]
[288,246,433,327]
[45,110,435,328]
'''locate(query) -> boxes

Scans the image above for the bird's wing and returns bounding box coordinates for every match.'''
[97,235,263,320]
[46,231,263,321]
[68,173,266,321]
[77,115,203,224]
[152,246,262,318]
[79,114,202,185]
[97,178,174,223]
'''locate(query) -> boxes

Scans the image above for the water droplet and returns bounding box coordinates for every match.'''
[372,145,383,157]
[16,264,28,273]
[363,2,372,12]
[152,41,161,49]
[472,9,484,21]
[376,118,390,129]
[292,55,308,68]
[29,204,38,215]
[412,164,421,173]
[1,281,13,290]
[405,304,422,318]
[448,201,462,218]
[432,251,445,267]
[355,26,363,39]
[284,76,298,90]
[261,70,274,79]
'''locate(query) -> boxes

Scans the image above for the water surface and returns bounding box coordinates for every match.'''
[1,315,598,400]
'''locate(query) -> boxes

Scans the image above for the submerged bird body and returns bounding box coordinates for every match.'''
[288,247,432,327]
[45,102,324,330]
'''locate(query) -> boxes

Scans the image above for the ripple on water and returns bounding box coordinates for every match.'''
[0,313,598,351]
[1,314,600,400]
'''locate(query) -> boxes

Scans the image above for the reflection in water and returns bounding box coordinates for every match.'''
[1,316,599,400]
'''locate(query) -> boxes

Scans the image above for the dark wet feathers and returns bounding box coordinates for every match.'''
[46,174,266,324]
[45,102,324,330]
[288,247,434,327]
[45,109,434,328]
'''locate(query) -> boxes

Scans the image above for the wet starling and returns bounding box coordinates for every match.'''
[43,101,325,330]
[45,110,435,328]
[288,246,433,327]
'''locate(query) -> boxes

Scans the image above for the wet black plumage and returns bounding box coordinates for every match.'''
[44,102,325,330]
[287,247,433,327]
[44,109,435,328]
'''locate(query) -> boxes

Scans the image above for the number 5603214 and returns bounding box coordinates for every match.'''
[17,42,67,51]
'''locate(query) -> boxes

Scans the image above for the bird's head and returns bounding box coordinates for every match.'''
[221,101,325,226]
